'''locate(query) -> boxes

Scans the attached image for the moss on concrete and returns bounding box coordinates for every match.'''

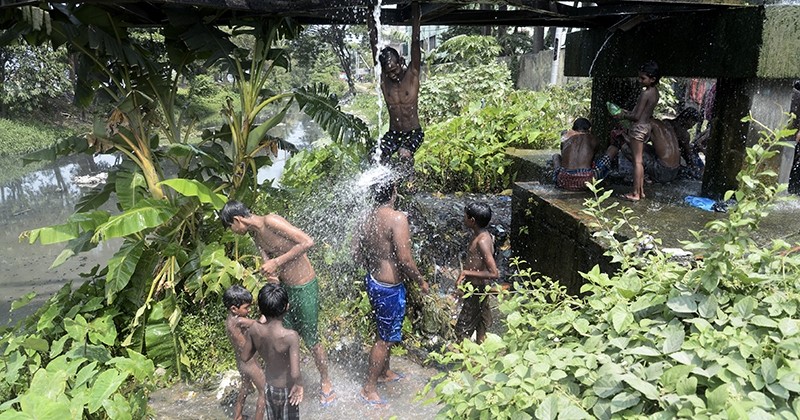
[757,6,800,78]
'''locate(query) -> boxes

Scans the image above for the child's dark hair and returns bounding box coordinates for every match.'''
[379,46,401,68]
[465,202,492,228]
[220,200,251,228]
[640,60,660,82]
[223,285,253,309]
[572,117,592,131]
[258,283,289,318]
[371,180,396,204]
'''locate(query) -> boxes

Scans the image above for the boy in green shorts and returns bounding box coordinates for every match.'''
[221,200,336,407]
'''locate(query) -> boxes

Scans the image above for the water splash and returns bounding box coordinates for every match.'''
[589,31,616,77]
[372,0,385,164]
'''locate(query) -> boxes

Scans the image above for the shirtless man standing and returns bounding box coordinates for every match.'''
[614,60,661,201]
[353,180,429,405]
[368,1,422,172]
[552,117,618,191]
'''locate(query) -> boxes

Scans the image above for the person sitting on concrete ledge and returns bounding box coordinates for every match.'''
[552,117,619,191]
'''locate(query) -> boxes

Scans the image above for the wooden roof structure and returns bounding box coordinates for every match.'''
[0,0,754,29]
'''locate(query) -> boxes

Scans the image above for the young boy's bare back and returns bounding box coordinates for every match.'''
[242,284,303,419]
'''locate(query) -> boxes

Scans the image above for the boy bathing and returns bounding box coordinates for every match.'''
[454,202,500,344]
[223,285,267,420]
[221,201,335,406]
[242,284,303,420]
[613,60,661,201]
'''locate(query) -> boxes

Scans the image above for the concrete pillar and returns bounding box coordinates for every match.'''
[701,78,752,198]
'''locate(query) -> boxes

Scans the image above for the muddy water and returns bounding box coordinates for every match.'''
[149,351,442,420]
[0,154,119,324]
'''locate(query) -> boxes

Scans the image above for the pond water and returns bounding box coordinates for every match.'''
[0,154,120,324]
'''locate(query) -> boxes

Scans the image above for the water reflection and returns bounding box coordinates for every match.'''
[0,153,120,324]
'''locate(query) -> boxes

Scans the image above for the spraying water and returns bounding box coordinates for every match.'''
[589,31,616,76]
[372,0,385,164]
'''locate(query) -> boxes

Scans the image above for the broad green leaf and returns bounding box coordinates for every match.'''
[534,395,558,420]
[105,239,145,304]
[11,291,35,311]
[706,383,730,411]
[697,293,718,318]
[734,296,757,318]
[247,98,292,153]
[22,336,49,353]
[750,315,777,328]
[667,295,697,314]
[88,315,118,346]
[593,374,623,398]
[622,374,659,400]
[74,361,99,389]
[24,222,79,245]
[760,359,777,384]
[624,346,661,357]
[103,394,133,420]
[662,324,685,354]
[610,392,639,413]
[778,318,799,337]
[88,369,128,413]
[64,314,89,342]
[93,199,177,240]
[610,305,633,334]
[159,178,226,210]
[115,170,146,211]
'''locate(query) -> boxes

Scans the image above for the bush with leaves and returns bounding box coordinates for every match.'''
[419,35,513,125]
[426,117,800,418]
[414,83,590,193]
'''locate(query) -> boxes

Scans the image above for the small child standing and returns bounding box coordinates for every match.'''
[242,283,304,420]
[454,202,500,344]
[614,60,661,202]
[223,285,267,420]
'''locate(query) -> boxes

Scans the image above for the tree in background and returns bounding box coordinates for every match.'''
[0,37,71,117]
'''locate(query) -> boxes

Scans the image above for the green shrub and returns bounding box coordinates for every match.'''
[426,117,800,418]
[415,83,591,193]
[179,303,237,381]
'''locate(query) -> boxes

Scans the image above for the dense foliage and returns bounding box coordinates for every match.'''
[415,83,590,193]
[0,5,368,417]
[426,118,800,418]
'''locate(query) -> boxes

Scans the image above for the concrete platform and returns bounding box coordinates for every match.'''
[508,149,800,295]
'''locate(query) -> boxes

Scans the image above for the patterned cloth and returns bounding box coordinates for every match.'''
[374,128,424,163]
[455,290,492,339]
[553,153,614,191]
[265,385,300,420]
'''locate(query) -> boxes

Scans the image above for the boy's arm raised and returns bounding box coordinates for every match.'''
[410,1,421,74]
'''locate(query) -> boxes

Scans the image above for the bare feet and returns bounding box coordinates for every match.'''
[319,381,336,406]
[359,389,387,406]
[377,370,405,383]
[620,193,642,202]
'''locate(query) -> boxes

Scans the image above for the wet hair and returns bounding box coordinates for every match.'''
[371,180,396,204]
[220,200,251,228]
[378,46,401,68]
[465,202,492,228]
[639,61,660,82]
[676,107,702,123]
[223,285,253,309]
[572,117,592,131]
[258,283,289,318]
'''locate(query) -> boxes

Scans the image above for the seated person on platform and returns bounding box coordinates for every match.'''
[643,118,682,183]
[552,117,618,191]
[664,108,704,178]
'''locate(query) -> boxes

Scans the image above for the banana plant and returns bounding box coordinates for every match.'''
[7,3,370,380]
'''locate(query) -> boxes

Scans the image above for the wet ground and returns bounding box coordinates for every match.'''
[148,352,443,420]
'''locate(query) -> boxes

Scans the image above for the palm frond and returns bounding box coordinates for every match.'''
[294,83,370,145]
